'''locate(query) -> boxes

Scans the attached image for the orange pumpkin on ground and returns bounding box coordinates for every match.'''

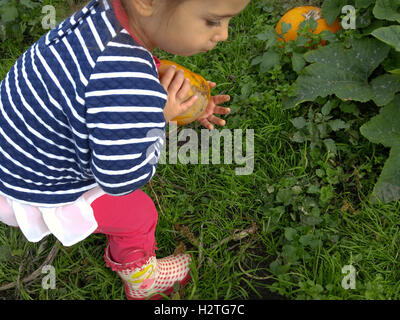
[158,60,211,126]
[275,6,341,45]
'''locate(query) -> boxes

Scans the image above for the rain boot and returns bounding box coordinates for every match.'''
[104,244,192,300]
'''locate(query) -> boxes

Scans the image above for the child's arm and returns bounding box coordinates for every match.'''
[85,46,167,196]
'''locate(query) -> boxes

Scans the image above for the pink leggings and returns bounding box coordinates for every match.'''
[91,189,159,265]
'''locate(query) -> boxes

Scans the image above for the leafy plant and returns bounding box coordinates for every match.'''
[282,38,393,107]
[290,99,351,157]
[275,6,341,45]
[360,95,400,202]
[275,0,400,203]
[251,17,336,74]
[0,0,45,42]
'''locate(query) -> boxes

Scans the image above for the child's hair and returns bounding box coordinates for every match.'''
[119,0,188,16]
[118,0,189,27]
[69,0,189,15]
[68,0,190,43]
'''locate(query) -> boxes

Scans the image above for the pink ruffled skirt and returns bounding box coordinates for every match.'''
[0,186,105,246]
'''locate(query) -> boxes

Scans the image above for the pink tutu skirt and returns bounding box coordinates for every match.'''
[0,186,105,246]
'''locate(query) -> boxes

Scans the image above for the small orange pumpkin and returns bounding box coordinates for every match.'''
[158,60,210,126]
[275,6,341,45]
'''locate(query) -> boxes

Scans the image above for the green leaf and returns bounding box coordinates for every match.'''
[292,52,306,73]
[360,95,400,148]
[370,74,400,106]
[319,30,339,43]
[256,28,278,49]
[356,7,373,29]
[251,55,263,66]
[259,50,280,73]
[328,119,349,131]
[283,38,391,109]
[373,0,400,23]
[360,95,400,202]
[280,22,292,36]
[280,177,297,188]
[276,189,293,206]
[291,117,307,129]
[269,260,290,275]
[316,169,325,177]
[20,0,41,9]
[320,185,335,203]
[256,31,270,41]
[323,138,337,156]
[284,227,298,241]
[326,166,342,185]
[291,131,306,143]
[371,25,400,52]
[318,123,330,138]
[282,244,299,264]
[299,234,313,246]
[309,239,322,250]
[307,185,320,194]
[322,0,347,25]
[321,100,334,116]
[382,50,400,73]
[1,5,18,23]
[301,215,323,226]
[340,102,360,115]
[370,147,400,203]
[299,16,318,33]
[355,0,375,9]
[295,35,310,47]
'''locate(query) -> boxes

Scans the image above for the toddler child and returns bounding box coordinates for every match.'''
[0,0,250,299]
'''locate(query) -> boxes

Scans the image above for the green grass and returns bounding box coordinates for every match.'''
[0,0,399,300]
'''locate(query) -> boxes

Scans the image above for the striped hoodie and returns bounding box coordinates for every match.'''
[0,0,167,206]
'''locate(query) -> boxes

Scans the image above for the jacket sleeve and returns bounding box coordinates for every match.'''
[85,43,166,195]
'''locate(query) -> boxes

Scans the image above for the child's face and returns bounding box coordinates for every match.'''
[138,0,250,56]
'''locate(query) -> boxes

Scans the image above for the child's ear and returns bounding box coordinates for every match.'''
[131,0,155,17]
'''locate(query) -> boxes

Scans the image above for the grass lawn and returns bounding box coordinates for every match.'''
[0,0,399,300]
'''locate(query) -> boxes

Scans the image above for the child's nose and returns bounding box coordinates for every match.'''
[220,26,229,42]
[212,25,229,43]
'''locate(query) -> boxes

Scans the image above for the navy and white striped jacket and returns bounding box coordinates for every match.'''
[0,0,167,206]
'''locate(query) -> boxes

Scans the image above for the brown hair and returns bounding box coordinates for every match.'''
[120,0,188,16]
[118,0,189,27]
[68,0,189,14]
[68,0,189,39]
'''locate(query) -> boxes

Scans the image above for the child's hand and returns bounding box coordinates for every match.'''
[160,65,198,123]
[196,81,231,130]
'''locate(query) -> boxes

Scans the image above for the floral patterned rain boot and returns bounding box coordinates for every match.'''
[104,244,192,300]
